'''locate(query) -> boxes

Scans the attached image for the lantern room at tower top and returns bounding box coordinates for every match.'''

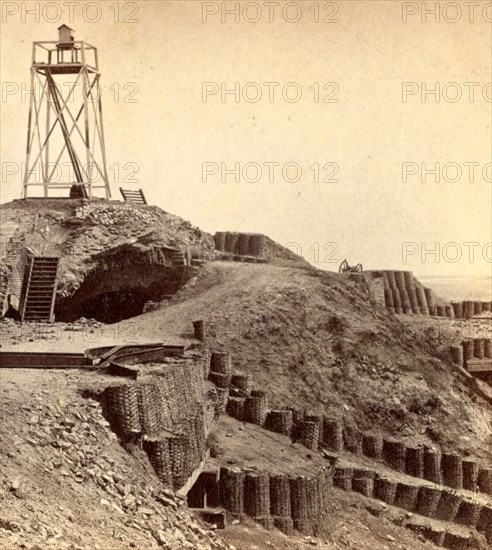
[31,25,99,75]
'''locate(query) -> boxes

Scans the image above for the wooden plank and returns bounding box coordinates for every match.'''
[0,351,93,369]
[114,346,186,365]
[466,359,492,373]
[84,342,177,360]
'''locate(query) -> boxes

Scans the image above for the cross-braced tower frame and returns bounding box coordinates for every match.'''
[23,26,111,199]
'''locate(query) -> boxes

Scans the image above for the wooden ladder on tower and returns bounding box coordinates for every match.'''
[19,257,60,322]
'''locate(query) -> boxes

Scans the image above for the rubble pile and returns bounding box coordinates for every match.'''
[0,371,229,550]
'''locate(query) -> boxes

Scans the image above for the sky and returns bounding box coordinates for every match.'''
[0,0,491,278]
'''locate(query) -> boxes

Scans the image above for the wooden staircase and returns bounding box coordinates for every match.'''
[20,257,60,322]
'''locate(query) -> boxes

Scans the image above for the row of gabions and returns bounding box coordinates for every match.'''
[101,359,214,491]
[204,349,492,498]
[379,270,492,318]
[202,347,492,545]
[361,433,492,496]
[451,338,492,367]
[334,466,492,548]
[219,466,333,537]
[205,350,345,451]
[213,232,267,258]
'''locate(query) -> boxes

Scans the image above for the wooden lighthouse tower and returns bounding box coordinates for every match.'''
[23,26,111,199]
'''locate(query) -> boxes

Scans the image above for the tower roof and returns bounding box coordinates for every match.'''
[57,24,75,31]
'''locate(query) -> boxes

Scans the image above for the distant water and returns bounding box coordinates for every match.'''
[418,276,492,302]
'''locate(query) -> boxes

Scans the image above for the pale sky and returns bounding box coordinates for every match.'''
[1,0,491,277]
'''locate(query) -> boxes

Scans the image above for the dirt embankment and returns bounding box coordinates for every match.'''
[117,261,492,463]
[0,369,450,550]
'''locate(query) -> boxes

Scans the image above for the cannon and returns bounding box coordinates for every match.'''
[339,259,363,274]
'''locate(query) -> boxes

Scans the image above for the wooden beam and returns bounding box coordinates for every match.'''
[466,359,492,373]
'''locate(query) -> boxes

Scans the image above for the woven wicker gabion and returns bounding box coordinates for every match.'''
[462,339,474,362]
[408,288,420,314]
[452,301,463,318]
[352,477,374,498]
[210,351,232,376]
[423,447,442,484]
[445,304,454,318]
[137,383,163,436]
[305,476,320,522]
[442,532,470,550]
[383,439,406,473]
[474,301,483,316]
[386,270,397,289]
[474,338,485,359]
[485,339,492,359]
[214,232,227,251]
[219,467,245,517]
[290,476,310,520]
[362,433,383,460]
[230,373,253,396]
[441,452,463,490]
[435,490,462,522]
[269,474,291,518]
[455,499,483,528]
[478,468,492,495]
[333,476,352,491]
[143,438,172,487]
[416,486,442,517]
[316,468,332,517]
[384,289,394,311]
[333,467,353,492]
[374,477,397,505]
[416,287,429,313]
[462,459,479,491]
[214,387,230,418]
[267,409,293,437]
[450,345,464,366]
[394,482,419,512]
[424,288,436,309]
[209,371,231,389]
[247,234,266,257]
[201,348,212,380]
[244,390,269,426]
[167,435,192,489]
[102,384,141,437]
[226,396,246,420]
[297,418,321,450]
[244,472,270,519]
[193,320,205,341]
[392,288,402,313]
[405,446,424,478]
[476,505,492,534]
[322,418,344,452]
